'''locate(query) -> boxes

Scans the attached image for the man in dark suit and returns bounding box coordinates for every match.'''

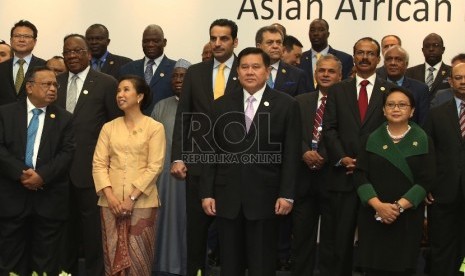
[0,40,13,63]
[383,45,429,125]
[405,33,451,102]
[120,24,175,115]
[0,20,46,106]
[57,34,122,276]
[323,37,396,275]
[424,62,465,276]
[200,47,301,276]
[282,35,303,67]
[292,54,342,276]
[255,25,308,97]
[431,53,465,108]
[85,23,132,79]
[298,19,353,91]
[0,66,75,275]
[171,18,241,276]
[375,34,402,79]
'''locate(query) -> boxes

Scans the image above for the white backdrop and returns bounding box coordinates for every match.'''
[1,0,464,66]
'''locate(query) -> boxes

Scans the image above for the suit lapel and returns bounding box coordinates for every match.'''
[431,63,449,93]
[364,79,386,125]
[150,56,169,87]
[302,92,318,144]
[73,69,96,114]
[38,105,56,153]
[248,87,274,136]
[343,78,361,125]
[444,100,462,141]
[18,101,28,154]
[225,56,238,95]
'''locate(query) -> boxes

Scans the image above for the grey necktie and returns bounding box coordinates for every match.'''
[145,59,155,85]
[426,67,435,91]
[66,74,78,113]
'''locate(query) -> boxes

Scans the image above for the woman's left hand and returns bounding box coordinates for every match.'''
[120,197,135,217]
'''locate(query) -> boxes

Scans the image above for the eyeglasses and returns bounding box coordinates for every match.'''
[29,81,60,90]
[62,49,87,56]
[12,34,35,40]
[385,103,411,110]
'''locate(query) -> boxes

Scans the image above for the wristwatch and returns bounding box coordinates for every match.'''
[394,201,404,213]
[130,195,138,202]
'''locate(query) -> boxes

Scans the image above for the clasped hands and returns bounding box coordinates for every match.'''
[20,168,44,191]
[373,202,400,224]
[106,191,135,218]
[302,150,325,170]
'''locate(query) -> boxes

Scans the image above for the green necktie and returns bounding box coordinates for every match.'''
[15,59,25,93]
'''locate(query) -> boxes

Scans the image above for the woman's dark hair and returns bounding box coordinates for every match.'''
[383,86,416,108]
[118,75,152,111]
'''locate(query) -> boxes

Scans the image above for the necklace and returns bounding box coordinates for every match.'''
[386,125,411,141]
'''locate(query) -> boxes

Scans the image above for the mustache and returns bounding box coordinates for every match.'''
[358,59,371,65]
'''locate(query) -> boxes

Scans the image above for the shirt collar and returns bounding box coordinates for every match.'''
[68,65,90,82]
[355,73,377,86]
[91,51,109,64]
[270,60,280,71]
[243,84,266,104]
[145,54,165,67]
[425,61,442,71]
[26,96,47,113]
[13,53,33,65]
[311,46,329,57]
[214,55,235,69]
[387,76,405,86]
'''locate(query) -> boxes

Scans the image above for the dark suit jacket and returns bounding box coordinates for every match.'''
[96,52,132,79]
[424,99,465,203]
[295,91,329,197]
[299,46,353,91]
[401,77,429,125]
[431,87,453,108]
[0,55,46,106]
[0,100,75,219]
[171,57,241,176]
[273,61,310,96]
[119,55,175,114]
[323,77,396,191]
[405,62,451,101]
[200,86,301,220]
[56,69,122,188]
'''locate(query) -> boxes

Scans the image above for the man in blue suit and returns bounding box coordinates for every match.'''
[255,25,309,97]
[298,19,353,92]
[120,24,175,115]
[383,45,429,125]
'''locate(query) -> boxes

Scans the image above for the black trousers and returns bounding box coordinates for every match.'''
[0,209,65,276]
[428,189,465,276]
[217,212,278,276]
[185,174,214,276]
[59,185,104,276]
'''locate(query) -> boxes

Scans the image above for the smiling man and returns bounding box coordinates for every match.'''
[0,20,46,106]
[120,24,175,115]
[56,34,122,276]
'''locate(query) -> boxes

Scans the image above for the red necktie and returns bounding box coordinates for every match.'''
[460,101,465,138]
[358,80,369,122]
[312,96,327,142]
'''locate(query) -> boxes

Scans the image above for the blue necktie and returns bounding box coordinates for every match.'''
[267,69,274,88]
[144,59,155,85]
[25,108,43,168]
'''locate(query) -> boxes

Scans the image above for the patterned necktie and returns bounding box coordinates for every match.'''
[312,96,327,143]
[267,69,274,88]
[25,108,43,168]
[358,80,369,122]
[245,95,257,132]
[144,59,155,85]
[66,74,78,113]
[214,63,226,99]
[15,59,25,94]
[460,101,465,138]
[426,67,435,91]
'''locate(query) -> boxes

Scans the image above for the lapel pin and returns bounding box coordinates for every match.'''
[383,145,388,150]
[413,141,418,146]
[160,73,165,77]
[380,87,385,92]
[281,69,286,74]
[83,90,88,95]
[264,101,269,107]
[109,61,114,65]
[233,77,237,81]
[50,113,56,119]
[306,56,309,60]
[441,70,446,75]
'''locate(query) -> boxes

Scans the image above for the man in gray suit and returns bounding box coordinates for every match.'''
[56,34,122,276]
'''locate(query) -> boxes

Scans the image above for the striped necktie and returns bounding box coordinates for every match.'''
[426,67,435,91]
[460,101,465,138]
